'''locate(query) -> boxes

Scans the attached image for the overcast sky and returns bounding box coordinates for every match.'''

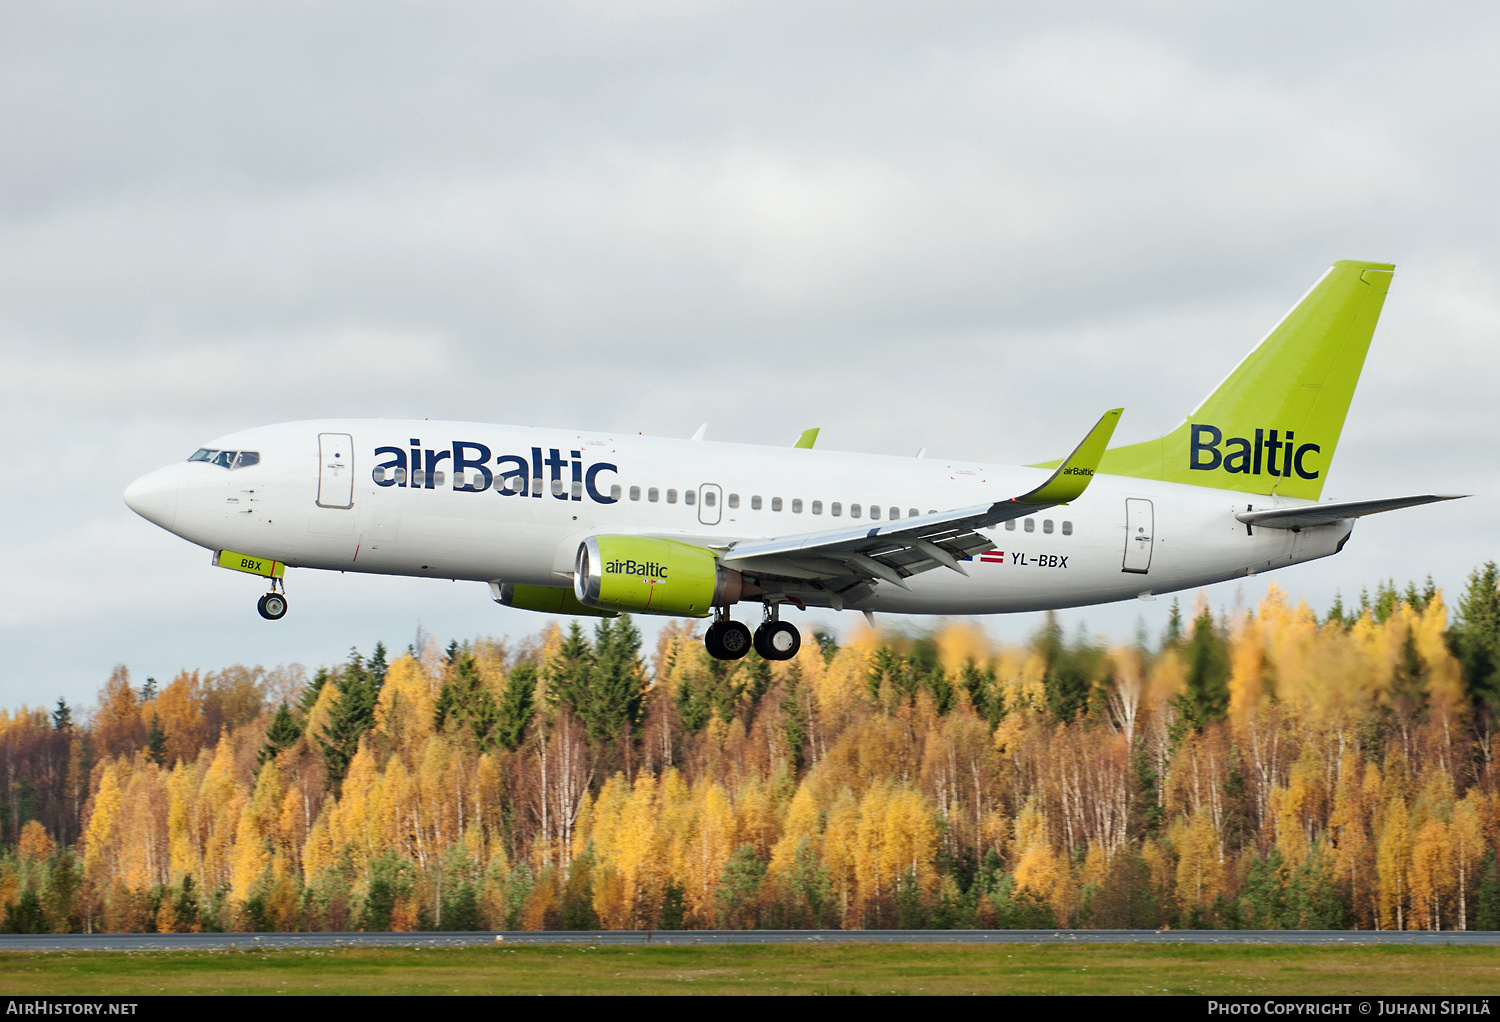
[3,2,1497,709]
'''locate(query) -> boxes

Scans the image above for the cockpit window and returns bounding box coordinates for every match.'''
[187,449,260,470]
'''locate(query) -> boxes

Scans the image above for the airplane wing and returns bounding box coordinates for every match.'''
[722,409,1122,600]
[1235,494,1466,530]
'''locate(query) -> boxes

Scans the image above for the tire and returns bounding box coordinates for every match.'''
[715,621,752,660]
[754,621,801,661]
[703,621,727,659]
[257,593,288,620]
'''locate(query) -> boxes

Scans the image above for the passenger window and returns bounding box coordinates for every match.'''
[373,467,387,483]
[1062,521,1073,536]
[869,505,880,520]
[1043,519,1054,534]
[752,495,763,510]
[704,491,716,507]
[571,480,584,499]
[889,507,899,520]
[412,470,427,487]
[649,487,660,502]
[666,489,678,504]
[792,498,803,513]
[728,493,740,509]
[630,486,641,501]
[908,508,918,519]
[1024,518,1035,533]
[832,502,842,516]
[851,504,862,519]
[768,497,780,511]
[609,485,621,501]
[685,490,696,505]
[1005,519,1016,531]
[552,478,566,497]
[532,476,543,494]
[432,471,445,487]
[812,501,823,515]
[234,452,259,469]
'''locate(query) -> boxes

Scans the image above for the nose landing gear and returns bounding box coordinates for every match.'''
[256,578,288,621]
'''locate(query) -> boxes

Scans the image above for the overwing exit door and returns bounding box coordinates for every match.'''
[317,433,355,509]
[698,483,723,525]
[1122,498,1153,574]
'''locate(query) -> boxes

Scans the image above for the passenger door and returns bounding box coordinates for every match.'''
[317,433,355,509]
[1122,498,1153,574]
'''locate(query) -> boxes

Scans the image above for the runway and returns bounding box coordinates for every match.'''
[4,929,1498,952]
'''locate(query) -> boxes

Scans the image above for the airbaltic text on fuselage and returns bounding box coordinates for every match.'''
[1190,425,1321,479]
[371,440,619,503]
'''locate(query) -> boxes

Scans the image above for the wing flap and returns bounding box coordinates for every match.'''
[1235,494,1466,530]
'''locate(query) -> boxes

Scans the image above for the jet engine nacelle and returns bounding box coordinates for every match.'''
[574,536,743,617]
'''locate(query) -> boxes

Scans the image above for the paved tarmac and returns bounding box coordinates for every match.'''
[3,929,1498,952]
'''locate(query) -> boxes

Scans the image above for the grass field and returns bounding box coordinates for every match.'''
[2,942,1499,996]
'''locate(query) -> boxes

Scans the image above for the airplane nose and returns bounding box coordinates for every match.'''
[124,464,180,530]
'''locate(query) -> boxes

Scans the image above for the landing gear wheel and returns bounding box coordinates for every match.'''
[704,620,752,660]
[257,593,288,620]
[754,621,801,661]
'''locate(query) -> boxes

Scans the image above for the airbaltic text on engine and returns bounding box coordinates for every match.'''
[371,440,619,501]
[574,536,745,617]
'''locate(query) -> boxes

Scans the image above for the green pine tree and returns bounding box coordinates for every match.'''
[1449,562,1500,709]
[1037,612,1100,722]
[584,615,646,746]
[495,662,537,752]
[1164,598,1184,647]
[146,715,168,766]
[435,644,501,747]
[1177,610,1230,729]
[1474,849,1500,930]
[259,702,303,765]
[546,622,595,714]
[318,648,384,791]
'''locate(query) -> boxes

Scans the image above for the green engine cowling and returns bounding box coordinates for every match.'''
[573,536,743,617]
[489,581,617,618]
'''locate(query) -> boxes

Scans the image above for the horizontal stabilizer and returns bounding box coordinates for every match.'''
[1235,494,1466,530]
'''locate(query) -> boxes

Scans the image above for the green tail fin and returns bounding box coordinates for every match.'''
[1039,260,1394,500]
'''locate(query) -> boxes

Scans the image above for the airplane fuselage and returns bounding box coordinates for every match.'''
[124,418,1352,616]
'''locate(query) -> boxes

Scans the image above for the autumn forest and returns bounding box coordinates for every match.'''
[4,563,1500,934]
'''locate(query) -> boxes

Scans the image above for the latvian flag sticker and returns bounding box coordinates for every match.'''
[979,551,1005,564]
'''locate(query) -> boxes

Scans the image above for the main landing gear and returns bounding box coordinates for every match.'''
[704,617,752,660]
[256,578,288,621]
[704,606,801,662]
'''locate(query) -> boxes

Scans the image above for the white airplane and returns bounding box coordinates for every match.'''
[124,260,1461,661]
